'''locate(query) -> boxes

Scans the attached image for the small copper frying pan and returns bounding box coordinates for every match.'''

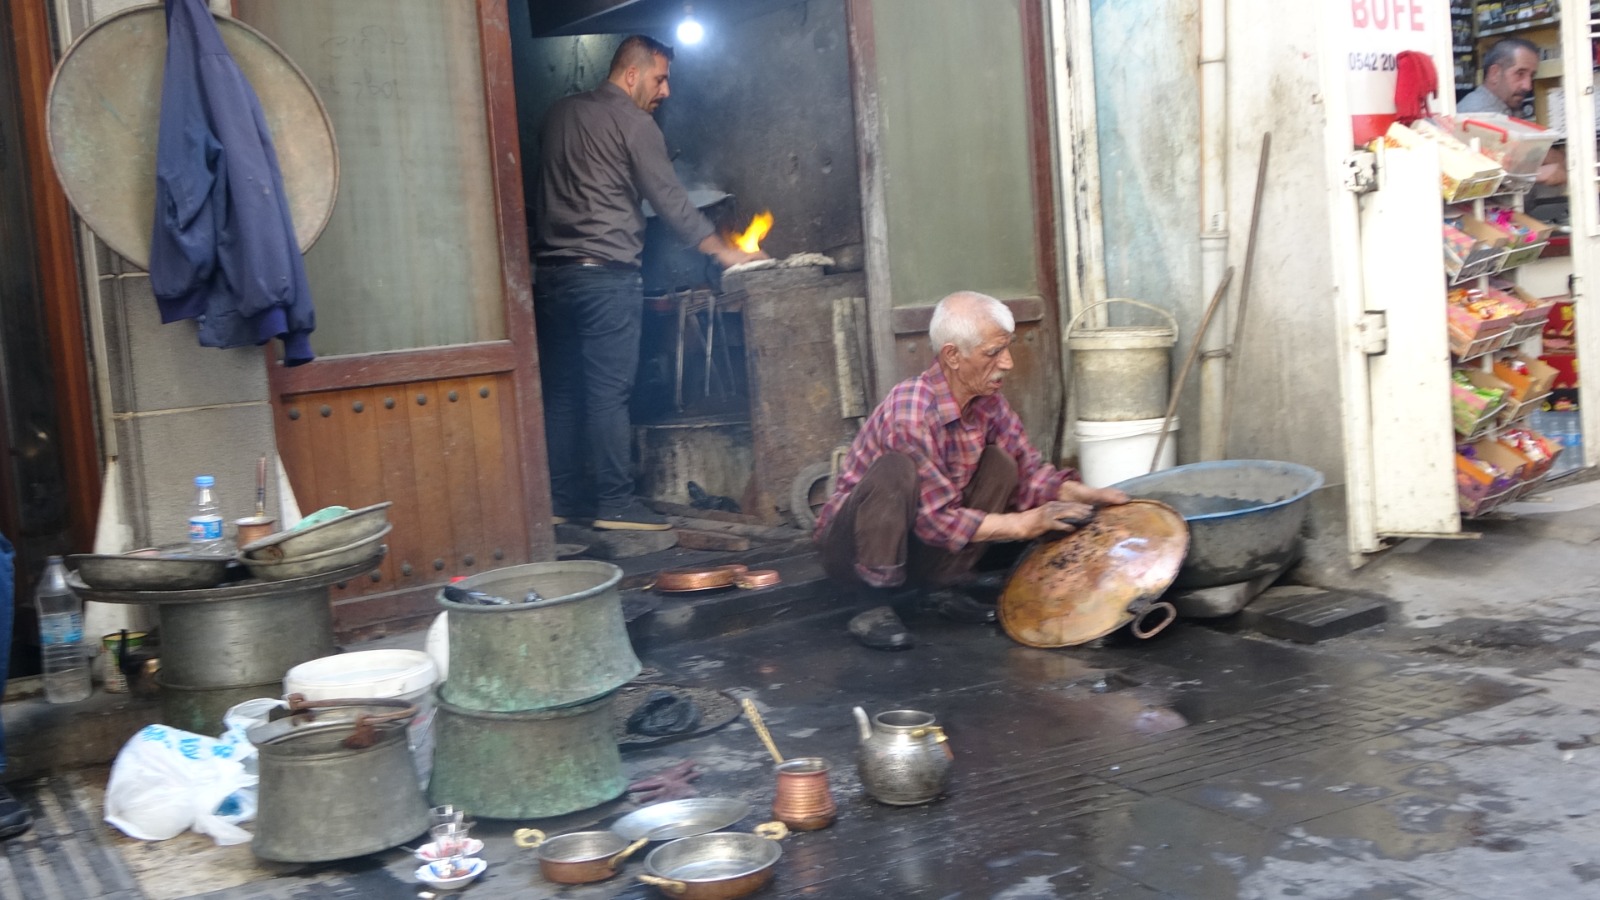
[654,564,749,593]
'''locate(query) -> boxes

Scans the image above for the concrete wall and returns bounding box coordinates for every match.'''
[1089,0,1204,461]
[1089,0,1353,573]
[58,0,282,559]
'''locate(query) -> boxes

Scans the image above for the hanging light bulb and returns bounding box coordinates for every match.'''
[676,5,704,45]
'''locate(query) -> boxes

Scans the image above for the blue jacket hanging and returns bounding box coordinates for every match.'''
[149,0,316,365]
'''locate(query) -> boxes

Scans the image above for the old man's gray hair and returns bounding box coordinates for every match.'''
[928,291,1015,353]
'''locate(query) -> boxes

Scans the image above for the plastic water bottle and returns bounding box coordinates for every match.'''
[37,556,91,703]
[188,475,232,557]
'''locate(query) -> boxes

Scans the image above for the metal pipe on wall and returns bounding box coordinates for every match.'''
[1196,0,1230,460]
[1046,0,1110,463]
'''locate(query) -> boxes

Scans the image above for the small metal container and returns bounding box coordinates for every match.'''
[771,757,835,831]
[237,526,390,581]
[429,689,625,819]
[68,549,229,591]
[241,502,392,561]
[514,829,646,884]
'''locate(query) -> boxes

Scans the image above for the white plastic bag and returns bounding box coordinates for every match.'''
[103,698,286,846]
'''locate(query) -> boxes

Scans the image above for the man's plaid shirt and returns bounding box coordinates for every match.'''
[814,364,1078,553]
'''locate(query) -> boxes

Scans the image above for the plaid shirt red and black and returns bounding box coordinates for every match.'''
[814,364,1078,553]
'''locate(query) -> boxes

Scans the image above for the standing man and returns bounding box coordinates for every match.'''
[1458,38,1565,186]
[534,35,763,530]
[814,292,1129,650]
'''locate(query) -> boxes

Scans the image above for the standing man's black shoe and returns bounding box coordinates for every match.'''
[848,606,915,650]
[0,785,31,840]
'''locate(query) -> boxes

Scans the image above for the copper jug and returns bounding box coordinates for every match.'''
[771,757,836,830]
[852,707,951,806]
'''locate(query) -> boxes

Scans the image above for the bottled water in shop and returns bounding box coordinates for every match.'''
[37,555,91,703]
[188,475,232,557]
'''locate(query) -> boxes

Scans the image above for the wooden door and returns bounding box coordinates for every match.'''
[849,0,1065,456]
[237,0,551,637]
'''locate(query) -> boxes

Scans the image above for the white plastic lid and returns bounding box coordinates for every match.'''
[284,649,438,701]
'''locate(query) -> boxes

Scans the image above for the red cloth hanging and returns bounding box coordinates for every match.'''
[1394,51,1439,125]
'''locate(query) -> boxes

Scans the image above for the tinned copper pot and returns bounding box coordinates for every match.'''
[771,757,836,831]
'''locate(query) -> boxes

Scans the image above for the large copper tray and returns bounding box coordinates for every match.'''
[998,500,1189,648]
[46,4,338,267]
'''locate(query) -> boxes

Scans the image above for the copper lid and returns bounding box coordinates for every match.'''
[998,500,1188,648]
[735,569,781,589]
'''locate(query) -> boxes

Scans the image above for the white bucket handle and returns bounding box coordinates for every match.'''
[1064,298,1179,343]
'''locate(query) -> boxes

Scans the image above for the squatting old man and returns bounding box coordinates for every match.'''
[813,291,1130,651]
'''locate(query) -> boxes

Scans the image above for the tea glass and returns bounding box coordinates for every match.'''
[430,805,466,829]
[431,822,473,865]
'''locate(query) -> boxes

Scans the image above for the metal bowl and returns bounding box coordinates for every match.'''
[611,798,750,842]
[238,526,391,581]
[241,502,393,562]
[67,548,230,591]
[643,831,781,889]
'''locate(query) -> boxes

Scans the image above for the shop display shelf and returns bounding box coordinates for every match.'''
[1459,478,1522,517]
[1451,327,1515,363]
[1498,239,1549,271]
[1498,390,1552,426]
[1447,248,1509,284]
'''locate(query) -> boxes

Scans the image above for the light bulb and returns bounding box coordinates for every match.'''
[677,14,704,45]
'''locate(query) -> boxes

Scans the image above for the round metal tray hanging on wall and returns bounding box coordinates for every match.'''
[44,3,339,268]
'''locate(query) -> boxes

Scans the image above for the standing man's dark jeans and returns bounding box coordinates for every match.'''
[534,264,646,519]
[819,446,1019,591]
[0,534,30,839]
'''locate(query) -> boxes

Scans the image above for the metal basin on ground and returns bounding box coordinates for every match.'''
[1113,460,1324,589]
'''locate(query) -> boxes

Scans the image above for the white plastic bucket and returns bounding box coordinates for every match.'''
[284,649,439,787]
[1074,416,1179,488]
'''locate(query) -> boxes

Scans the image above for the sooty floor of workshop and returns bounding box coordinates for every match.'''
[18,598,1600,899]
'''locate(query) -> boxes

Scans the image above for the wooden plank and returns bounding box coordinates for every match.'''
[468,373,528,567]
[646,500,777,527]
[674,530,752,553]
[437,377,487,578]
[374,384,427,598]
[890,297,1046,336]
[303,389,352,510]
[664,516,807,544]
[406,380,455,587]
[335,386,396,593]
[12,0,97,551]
[269,341,520,395]
[274,401,320,516]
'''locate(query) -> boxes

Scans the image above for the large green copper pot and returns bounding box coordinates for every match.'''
[439,561,639,711]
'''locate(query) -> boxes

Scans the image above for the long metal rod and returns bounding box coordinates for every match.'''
[1150,267,1233,473]
[1220,134,1272,449]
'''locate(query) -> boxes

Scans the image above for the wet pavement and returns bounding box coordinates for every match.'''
[6,482,1600,898]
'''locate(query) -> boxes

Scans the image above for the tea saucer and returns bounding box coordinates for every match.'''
[415,838,485,861]
[415,857,485,890]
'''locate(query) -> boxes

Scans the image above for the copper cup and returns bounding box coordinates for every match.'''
[235,516,278,547]
[772,757,836,831]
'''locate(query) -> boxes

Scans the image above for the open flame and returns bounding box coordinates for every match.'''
[730,211,773,254]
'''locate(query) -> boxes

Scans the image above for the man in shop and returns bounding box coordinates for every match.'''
[1458,37,1566,187]
[813,291,1131,650]
[533,35,765,531]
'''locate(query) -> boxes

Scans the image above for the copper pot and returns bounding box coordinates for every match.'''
[514,828,646,884]
[771,757,835,831]
[654,565,747,593]
[637,824,786,900]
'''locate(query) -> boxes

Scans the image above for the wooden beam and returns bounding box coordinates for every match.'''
[11,0,100,552]
[890,297,1046,336]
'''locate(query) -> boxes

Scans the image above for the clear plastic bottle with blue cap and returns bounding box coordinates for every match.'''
[188,475,233,557]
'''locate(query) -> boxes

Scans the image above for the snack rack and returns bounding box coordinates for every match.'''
[1445,133,1562,517]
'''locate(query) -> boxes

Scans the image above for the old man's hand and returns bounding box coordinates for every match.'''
[1059,480,1129,507]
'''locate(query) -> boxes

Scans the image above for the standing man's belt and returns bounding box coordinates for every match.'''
[536,255,639,272]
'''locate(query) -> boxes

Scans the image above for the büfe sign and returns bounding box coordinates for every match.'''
[1345,0,1452,145]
